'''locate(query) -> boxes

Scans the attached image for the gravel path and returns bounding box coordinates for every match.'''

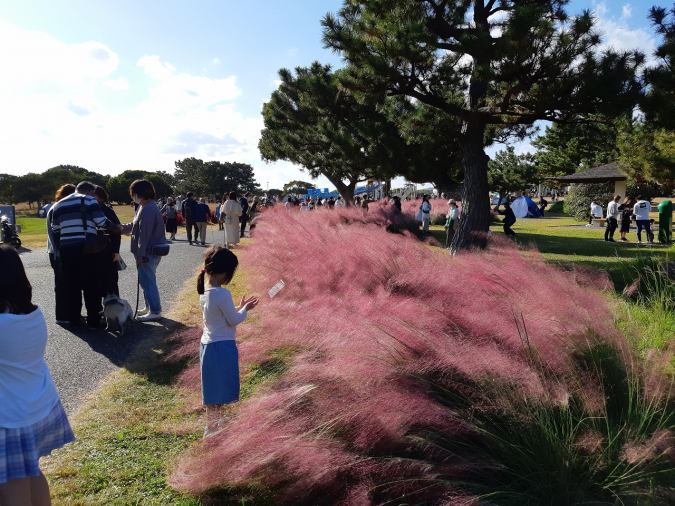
[19,229,221,415]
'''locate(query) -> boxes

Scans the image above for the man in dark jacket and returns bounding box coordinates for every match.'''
[181,192,198,245]
[502,201,517,237]
[194,198,212,246]
[239,193,250,238]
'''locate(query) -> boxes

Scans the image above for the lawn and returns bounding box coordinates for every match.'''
[427,208,675,291]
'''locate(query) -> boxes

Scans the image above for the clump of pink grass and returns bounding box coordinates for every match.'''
[167,204,664,504]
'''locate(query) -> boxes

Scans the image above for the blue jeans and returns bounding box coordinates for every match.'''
[636,220,653,242]
[137,255,162,313]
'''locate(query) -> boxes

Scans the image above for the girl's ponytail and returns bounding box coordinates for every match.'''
[197,270,206,295]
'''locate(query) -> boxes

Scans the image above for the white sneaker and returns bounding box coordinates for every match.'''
[637,240,642,244]
[136,312,162,322]
[136,307,150,316]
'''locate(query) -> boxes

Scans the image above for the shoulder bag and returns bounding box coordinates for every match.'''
[81,197,110,254]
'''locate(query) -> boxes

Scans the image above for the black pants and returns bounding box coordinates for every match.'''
[504,220,516,236]
[605,217,618,241]
[98,246,119,297]
[240,214,248,237]
[49,253,70,321]
[185,220,198,243]
[165,218,177,235]
[59,244,102,326]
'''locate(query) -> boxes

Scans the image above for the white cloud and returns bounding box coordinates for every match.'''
[104,77,129,90]
[0,18,314,191]
[622,4,632,19]
[593,2,655,57]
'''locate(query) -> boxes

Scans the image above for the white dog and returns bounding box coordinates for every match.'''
[102,294,134,336]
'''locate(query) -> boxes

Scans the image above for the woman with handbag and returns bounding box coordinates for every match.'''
[221,192,242,249]
[120,180,167,322]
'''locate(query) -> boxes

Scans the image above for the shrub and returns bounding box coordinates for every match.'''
[564,183,614,221]
[168,205,675,505]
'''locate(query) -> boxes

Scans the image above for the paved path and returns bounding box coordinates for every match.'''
[19,231,217,415]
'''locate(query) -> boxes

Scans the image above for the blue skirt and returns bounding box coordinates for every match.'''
[200,340,240,405]
[0,400,75,483]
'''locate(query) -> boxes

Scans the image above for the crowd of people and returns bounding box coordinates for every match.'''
[591,195,655,243]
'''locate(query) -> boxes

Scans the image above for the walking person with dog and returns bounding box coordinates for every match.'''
[120,180,167,322]
[0,245,75,505]
[46,184,76,324]
[50,181,122,330]
[197,245,258,437]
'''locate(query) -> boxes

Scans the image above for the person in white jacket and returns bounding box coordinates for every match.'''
[633,196,654,243]
[604,195,621,242]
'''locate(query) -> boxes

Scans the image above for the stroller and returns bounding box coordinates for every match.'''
[1,217,21,248]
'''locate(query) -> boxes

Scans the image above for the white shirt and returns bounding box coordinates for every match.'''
[200,287,247,344]
[446,207,459,220]
[607,201,620,220]
[633,200,651,220]
[0,308,60,428]
[590,203,603,218]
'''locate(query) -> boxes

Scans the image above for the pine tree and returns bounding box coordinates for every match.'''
[323,0,643,251]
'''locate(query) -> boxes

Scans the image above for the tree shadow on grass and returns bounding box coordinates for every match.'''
[513,231,674,291]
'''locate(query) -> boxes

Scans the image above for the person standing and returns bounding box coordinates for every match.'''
[619,196,634,242]
[215,197,225,231]
[197,245,258,436]
[392,196,402,212]
[195,198,213,246]
[445,199,460,248]
[417,195,432,235]
[538,196,548,217]
[93,186,122,297]
[633,195,654,244]
[502,201,517,236]
[0,245,75,505]
[51,181,121,330]
[604,195,621,242]
[222,192,243,249]
[46,184,76,324]
[162,197,178,240]
[121,179,167,321]
[181,192,198,245]
[239,193,250,238]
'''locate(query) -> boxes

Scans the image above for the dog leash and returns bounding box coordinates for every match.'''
[134,273,140,319]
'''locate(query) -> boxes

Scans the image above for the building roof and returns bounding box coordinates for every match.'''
[546,162,627,183]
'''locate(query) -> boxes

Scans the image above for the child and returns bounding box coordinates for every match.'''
[197,245,258,437]
[0,244,75,504]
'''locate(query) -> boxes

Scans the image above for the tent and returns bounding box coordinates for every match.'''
[38,204,52,218]
[511,196,542,218]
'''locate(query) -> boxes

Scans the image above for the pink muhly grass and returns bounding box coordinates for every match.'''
[167,204,649,504]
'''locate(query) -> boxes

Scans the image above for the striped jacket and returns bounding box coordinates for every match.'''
[51,193,112,246]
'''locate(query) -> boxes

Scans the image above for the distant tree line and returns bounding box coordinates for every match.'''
[0,159,261,207]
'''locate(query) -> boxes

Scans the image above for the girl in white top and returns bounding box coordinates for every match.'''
[0,244,74,505]
[197,245,258,437]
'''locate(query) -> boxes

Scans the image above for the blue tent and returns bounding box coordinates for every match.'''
[511,196,541,218]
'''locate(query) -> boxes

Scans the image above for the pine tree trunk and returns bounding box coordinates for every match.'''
[324,176,356,206]
[451,120,491,252]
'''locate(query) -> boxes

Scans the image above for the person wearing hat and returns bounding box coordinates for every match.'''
[392,195,402,212]
[161,197,178,240]
[445,199,459,248]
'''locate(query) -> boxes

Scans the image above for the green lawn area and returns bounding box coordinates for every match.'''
[429,209,675,291]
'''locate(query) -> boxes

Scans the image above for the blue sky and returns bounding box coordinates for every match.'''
[0,0,661,191]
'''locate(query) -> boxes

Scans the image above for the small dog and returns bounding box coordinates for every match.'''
[102,293,134,335]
